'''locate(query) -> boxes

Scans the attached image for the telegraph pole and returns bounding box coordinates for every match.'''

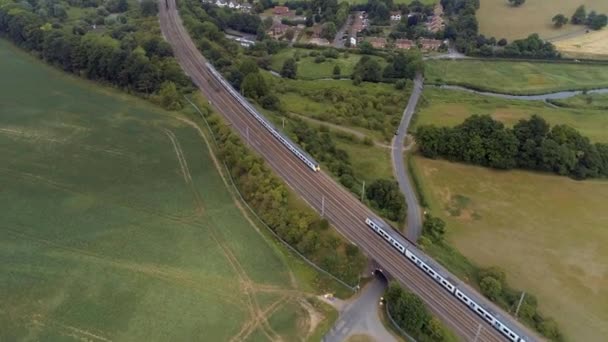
[360,181,365,202]
[473,324,482,342]
[282,117,285,128]
[515,291,526,317]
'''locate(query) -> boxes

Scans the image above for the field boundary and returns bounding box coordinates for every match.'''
[184,95,359,293]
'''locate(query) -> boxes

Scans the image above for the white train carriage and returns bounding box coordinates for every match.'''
[205,62,320,172]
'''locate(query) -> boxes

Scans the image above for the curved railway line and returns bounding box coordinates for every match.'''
[158,3,540,341]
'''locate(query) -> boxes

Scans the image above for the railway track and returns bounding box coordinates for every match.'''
[158,2,539,341]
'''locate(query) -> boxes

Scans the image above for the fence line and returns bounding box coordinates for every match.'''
[184,95,358,292]
[385,302,418,342]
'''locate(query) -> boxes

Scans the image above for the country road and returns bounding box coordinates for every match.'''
[392,74,424,241]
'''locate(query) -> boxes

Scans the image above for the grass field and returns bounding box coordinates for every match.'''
[0,39,330,341]
[425,59,608,94]
[339,0,436,4]
[410,156,608,342]
[412,88,608,142]
[477,0,608,40]
[270,48,386,80]
[554,28,608,60]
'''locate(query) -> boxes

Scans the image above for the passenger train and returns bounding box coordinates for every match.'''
[365,217,530,342]
[205,63,320,172]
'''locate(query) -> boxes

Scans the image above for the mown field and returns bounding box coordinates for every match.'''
[425,59,608,94]
[477,0,608,40]
[0,39,324,341]
[553,29,608,60]
[270,48,386,80]
[410,156,608,342]
[413,88,608,142]
[551,92,608,109]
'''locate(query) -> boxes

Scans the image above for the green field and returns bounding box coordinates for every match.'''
[339,0,436,4]
[0,39,326,341]
[410,156,608,342]
[270,48,386,80]
[413,88,608,142]
[477,0,608,40]
[425,59,608,94]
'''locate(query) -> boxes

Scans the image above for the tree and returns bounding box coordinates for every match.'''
[358,41,374,54]
[366,179,406,222]
[320,22,337,41]
[571,5,586,25]
[280,57,297,79]
[507,0,525,6]
[552,14,568,28]
[480,276,502,301]
[589,14,608,30]
[422,215,446,243]
[157,81,182,110]
[497,38,508,46]
[332,64,341,78]
[241,72,268,99]
[140,0,158,16]
[284,28,295,41]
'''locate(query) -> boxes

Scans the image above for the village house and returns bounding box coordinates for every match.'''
[390,11,402,21]
[420,38,442,50]
[269,22,290,37]
[273,6,292,16]
[395,39,414,50]
[368,37,387,49]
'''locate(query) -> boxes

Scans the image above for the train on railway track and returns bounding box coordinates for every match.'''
[365,217,529,342]
[205,62,320,172]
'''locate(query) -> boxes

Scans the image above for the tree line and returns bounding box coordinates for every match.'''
[416,114,608,180]
[351,49,424,84]
[385,282,453,341]
[0,0,190,109]
[199,105,366,287]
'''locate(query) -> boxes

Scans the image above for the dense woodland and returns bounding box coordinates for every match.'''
[0,0,190,108]
[416,114,608,179]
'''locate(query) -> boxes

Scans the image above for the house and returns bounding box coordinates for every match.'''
[368,37,387,49]
[269,22,289,37]
[390,11,402,21]
[420,38,442,50]
[395,39,414,50]
[216,0,227,7]
[349,36,357,47]
[273,6,290,16]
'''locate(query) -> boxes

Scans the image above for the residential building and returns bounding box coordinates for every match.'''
[395,39,414,50]
[420,38,442,50]
[390,11,402,21]
[368,37,387,49]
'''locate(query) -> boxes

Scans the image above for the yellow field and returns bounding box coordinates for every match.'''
[477,0,608,40]
[554,29,608,60]
[412,156,608,342]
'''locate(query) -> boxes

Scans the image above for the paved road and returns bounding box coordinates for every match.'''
[392,74,424,241]
[324,277,396,342]
[333,14,352,48]
[159,4,538,341]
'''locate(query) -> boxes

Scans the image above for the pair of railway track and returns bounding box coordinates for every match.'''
[159,3,539,341]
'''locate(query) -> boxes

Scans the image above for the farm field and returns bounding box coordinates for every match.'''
[410,156,608,342]
[477,0,608,40]
[269,48,386,80]
[412,88,608,142]
[425,59,608,94]
[0,39,322,341]
[554,28,608,60]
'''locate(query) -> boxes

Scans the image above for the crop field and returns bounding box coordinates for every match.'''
[410,156,608,342]
[0,40,321,341]
[270,48,386,80]
[425,59,608,94]
[477,0,608,40]
[554,29,608,60]
[412,88,608,142]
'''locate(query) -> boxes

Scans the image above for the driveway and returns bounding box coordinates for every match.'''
[323,277,397,342]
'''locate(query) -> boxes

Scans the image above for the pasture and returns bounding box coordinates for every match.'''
[425,59,608,94]
[410,156,608,342]
[553,29,608,60]
[551,92,608,109]
[477,0,608,40]
[412,88,608,142]
[0,39,321,341]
